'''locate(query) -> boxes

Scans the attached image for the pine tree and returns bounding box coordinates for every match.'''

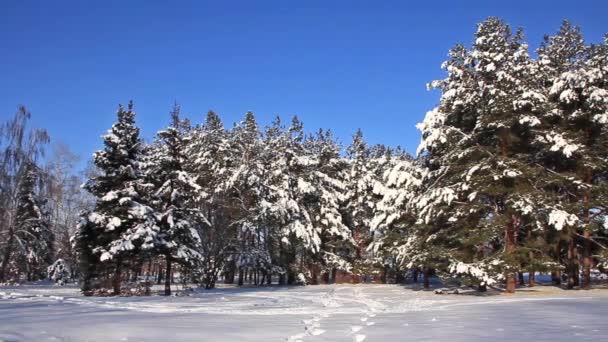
[369,150,424,284]
[144,104,202,295]
[75,101,155,295]
[535,23,608,288]
[415,18,545,292]
[345,130,374,259]
[304,128,353,283]
[14,161,54,281]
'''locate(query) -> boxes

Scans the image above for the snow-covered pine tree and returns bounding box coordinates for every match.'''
[14,160,54,281]
[186,110,238,288]
[303,128,353,283]
[535,23,608,288]
[369,149,425,284]
[144,104,202,295]
[345,130,375,269]
[416,18,546,292]
[257,116,320,284]
[225,112,276,286]
[75,101,156,295]
[257,116,297,284]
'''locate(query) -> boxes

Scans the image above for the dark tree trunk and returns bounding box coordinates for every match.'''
[528,271,535,287]
[330,268,337,284]
[413,268,419,283]
[582,229,591,289]
[478,283,487,292]
[505,218,517,294]
[423,268,430,289]
[518,272,525,286]
[156,267,163,285]
[381,265,388,284]
[224,262,236,284]
[567,239,578,289]
[311,267,318,285]
[164,256,172,296]
[0,232,16,282]
[395,267,405,284]
[113,262,122,295]
[278,273,286,285]
[238,268,244,286]
[551,271,561,286]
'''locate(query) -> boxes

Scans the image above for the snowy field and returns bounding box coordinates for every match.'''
[1,283,607,342]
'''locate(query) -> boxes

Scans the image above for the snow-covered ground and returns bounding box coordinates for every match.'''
[1,283,607,341]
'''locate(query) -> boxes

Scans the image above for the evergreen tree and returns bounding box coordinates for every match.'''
[415,18,544,292]
[535,23,608,288]
[75,101,155,295]
[14,161,54,281]
[144,104,202,295]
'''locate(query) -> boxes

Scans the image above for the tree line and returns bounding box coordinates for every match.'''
[1,18,606,295]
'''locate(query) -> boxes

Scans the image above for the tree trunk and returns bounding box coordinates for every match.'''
[505,216,517,294]
[527,229,535,287]
[113,262,122,295]
[581,169,592,289]
[156,266,163,285]
[518,272,525,286]
[381,265,388,284]
[582,229,591,289]
[238,268,244,286]
[506,274,516,293]
[396,267,405,284]
[278,273,286,285]
[413,268,419,283]
[224,261,236,284]
[311,266,318,285]
[567,239,578,289]
[287,271,295,285]
[528,270,535,287]
[0,231,16,282]
[164,256,172,296]
[423,268,430,289]
[551,271,561,286]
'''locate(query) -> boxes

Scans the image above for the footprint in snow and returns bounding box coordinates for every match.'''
[310,329,326,336]
[353,334,366,342]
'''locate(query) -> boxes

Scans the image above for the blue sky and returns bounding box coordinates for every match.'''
[1,0,606,168]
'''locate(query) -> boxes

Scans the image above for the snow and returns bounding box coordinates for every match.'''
[544,132,580,158]
[450,261,498,286]
[559,89,578,104]
[518,115,541,127]
[548,209,579,231]
[88,212,105,224]
[1,283,607,341]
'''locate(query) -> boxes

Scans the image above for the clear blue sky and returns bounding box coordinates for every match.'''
[1,0,606,167]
